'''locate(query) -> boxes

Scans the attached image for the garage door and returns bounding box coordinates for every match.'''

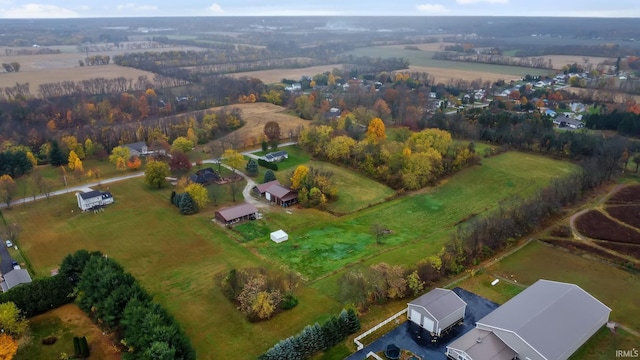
[409,309,422,326]
[422,316,435,332]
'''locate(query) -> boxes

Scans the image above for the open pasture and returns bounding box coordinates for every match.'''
[249,152,578,280]
[7,178,342,359]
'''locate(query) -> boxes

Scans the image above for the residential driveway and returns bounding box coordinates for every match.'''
[0,242,15,275]
[345,287,499,360]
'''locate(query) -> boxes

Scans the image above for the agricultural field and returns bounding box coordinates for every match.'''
[6,178,343,359]
[342,46,553,79]
[16,304,119,360]
[214,102,311,149]
[230,64,343,84]
[247,152,578,280]
[0,43,201,93]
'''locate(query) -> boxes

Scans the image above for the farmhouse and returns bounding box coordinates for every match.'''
[189,167,220,185]
[1,269,32,292]
[122,141,148,157]
[76,190,114,211]
[262,151,288,163]
[446,279,611,360]
[215,203,258,225]
[407,288,467,338]
[253,180,281,196]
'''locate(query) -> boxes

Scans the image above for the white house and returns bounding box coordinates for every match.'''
[446,280,611,360]
[262,151,288,163]
[407,288,467,337]
[76,190,114,211]
[122,141,148,157]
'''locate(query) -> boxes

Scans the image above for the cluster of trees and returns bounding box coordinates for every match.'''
[290,165,336,207]
[1,62,20,72]
[0,302,28,359]
[259,309,360,360]
[298,119,477,190]
[0,272,75,318]
[170,179,209,215]
[79,55,110,66]
[220,268,300,321]
[433,52,552,69]
[61,250,195,359]
[585,110,640,136]
[339,262,414,309]
[0,145,36,177]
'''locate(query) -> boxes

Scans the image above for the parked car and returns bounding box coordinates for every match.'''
[11,261,19,270]
[5,240,12,248]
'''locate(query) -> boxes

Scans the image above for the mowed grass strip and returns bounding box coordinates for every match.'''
[250,152,578,280]
[489,240,640,332]
[8,178,342,359]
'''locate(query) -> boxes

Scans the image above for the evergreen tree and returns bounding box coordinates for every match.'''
[261,140,269,152]
[49,140,67,166]
[263,169,276,183]
[346,308,360,334]
[179,192,197,215]
[246,159,259,177]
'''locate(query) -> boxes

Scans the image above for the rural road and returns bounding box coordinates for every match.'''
[3,142,299,209]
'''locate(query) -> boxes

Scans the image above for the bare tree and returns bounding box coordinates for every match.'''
[372,223,387,245]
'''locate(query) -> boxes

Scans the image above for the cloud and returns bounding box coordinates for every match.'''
[116,3,158,12]
[456,0,509,4]
[207,3,224,14]
[416,4,449,13]
[0,3,79,18]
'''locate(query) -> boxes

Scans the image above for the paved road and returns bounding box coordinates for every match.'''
[2,142,299,209]
[0,241,15,275]
[0,171,145,209]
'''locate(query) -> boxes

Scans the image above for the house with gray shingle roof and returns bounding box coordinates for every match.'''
[446,279,611,360]
[1,269,32,292]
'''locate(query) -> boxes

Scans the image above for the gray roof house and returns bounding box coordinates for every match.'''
[407,288,467,337]
[123,141,148,157]
[446,279,611,360]
[76,190,114,211]
[262,151,288,163]
[1,269,32,292]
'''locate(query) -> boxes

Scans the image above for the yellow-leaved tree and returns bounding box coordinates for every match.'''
[222,149,244,172]
[366,117,387,144]
[68,150,79,170]
[290,165,309,190]
[0,333,18,359]
[0,302,28,338]
[184,183,209,210]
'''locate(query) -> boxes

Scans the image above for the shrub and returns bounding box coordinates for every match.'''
[73,337,80,357]
[258,159,278,171]
[42,336,57,345]
[79,336,89,358]
[280,293,298,310]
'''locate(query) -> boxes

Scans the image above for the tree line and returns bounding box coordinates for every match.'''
[259,309,360,360]
[433,52,552,69]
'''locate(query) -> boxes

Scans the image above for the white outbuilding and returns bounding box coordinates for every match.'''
[270,230,288,243]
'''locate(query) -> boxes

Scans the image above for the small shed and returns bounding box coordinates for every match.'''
[270,230,288,243]
[407,288,467,337]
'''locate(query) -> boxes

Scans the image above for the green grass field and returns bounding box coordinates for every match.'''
[248,152,579,280]
[490,241,640,332]
[6,178,343,359]
[343,47,552,77]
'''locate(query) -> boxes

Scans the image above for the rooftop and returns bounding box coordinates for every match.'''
[408,288,467,321]
[215,203,258,221]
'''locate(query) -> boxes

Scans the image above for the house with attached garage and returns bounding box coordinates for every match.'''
[446,279,611,360]
[76,190,114,211]
[122,141,148,157]
[407,288,467,338]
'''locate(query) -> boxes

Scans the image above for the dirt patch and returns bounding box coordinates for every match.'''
[575,209,640,244]
[606,205,640,229]
[595,240,640,260]
[549,225,572,238]
[229,64,343,84]
[607,185,640,204]
[407,65,521,83]
[215,102,310,148]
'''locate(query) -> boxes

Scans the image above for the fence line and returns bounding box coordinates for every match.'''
[354,308,407,351]
[366,351,385,360]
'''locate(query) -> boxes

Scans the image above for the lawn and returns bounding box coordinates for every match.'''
[343,47,552,77]
[489,240,640,332]
[6,178,343,359]
[16,304,119,360]
[248,152,579,280]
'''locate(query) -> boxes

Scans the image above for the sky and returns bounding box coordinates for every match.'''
[0,0,639,18]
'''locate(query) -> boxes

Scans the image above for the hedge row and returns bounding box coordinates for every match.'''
[258,158,279,171]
